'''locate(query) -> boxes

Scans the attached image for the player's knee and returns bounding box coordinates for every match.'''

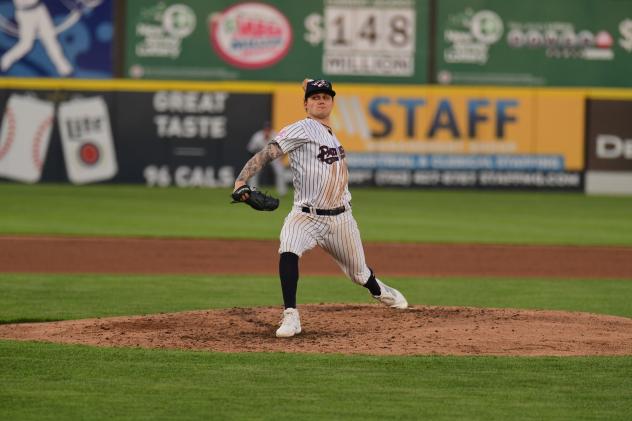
[280,252,299,265]
[278,246,304,258]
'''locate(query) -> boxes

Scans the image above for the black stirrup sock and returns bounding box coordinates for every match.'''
[363,269,382,296]
[279,252,299,309]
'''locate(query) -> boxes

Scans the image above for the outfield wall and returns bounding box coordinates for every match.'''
[1,1,631,88]
[0,79,631,191]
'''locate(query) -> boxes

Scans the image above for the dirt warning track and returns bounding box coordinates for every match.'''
[2,236,632,279]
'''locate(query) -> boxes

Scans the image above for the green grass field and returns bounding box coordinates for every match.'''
[1,183,631,420]
[2,341,630,421]
[2,183,632,244]
[2,275,632,323]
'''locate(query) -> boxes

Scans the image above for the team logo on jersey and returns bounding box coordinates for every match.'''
[317,145,346,164]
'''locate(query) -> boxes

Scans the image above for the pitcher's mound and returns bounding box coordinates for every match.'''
[1,304,631,356]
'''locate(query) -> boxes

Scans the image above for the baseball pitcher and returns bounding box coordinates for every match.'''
[232,79,408,338]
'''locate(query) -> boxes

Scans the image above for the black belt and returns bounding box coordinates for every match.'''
[302,205,346,216]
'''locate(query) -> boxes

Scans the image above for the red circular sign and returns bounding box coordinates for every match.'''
[210,2,293,69]
[79,142,100,165]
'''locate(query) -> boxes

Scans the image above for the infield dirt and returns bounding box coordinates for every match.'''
[3,236,632,278]
[2,304,632,356]
[1,236,632,356]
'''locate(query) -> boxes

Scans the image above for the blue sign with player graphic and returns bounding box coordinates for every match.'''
[0,0,113,78]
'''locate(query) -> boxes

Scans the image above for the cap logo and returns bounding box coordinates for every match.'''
[311,80,329,88]
[304,78,335,99]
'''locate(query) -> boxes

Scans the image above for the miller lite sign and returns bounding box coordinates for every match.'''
[58,96,118,184]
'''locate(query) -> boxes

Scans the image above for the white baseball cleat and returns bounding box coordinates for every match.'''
[276,307,302,338]
[373,279,408,309]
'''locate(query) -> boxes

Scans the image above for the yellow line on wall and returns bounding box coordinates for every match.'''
[0,78,295,93]
[1,78,632,99]
[585,88,632,99]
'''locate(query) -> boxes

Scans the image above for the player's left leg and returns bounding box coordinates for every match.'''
[275,210,322,337]
[320,212,407,309]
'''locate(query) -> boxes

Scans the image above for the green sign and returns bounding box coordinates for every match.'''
[124,0,429,83]
[436,0,632,87]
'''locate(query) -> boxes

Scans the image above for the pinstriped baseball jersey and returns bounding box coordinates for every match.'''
[279,208,371,284]
[275,117,371,285]
[274,118,351,209]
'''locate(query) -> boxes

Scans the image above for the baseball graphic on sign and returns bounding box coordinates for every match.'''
[0,94,54,183]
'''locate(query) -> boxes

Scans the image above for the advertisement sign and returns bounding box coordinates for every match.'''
[274,84,584,189]
[0,0,114,78]
[0,87,272,187]
[0,81,592,190]
[58,96,117,184]
[114,90,271,187]
[0,93,54,183]
[124,0,429,83]
[585,99,632,194]
[436,0,632,87]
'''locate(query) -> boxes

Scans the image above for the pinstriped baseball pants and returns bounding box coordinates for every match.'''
[278,209,372,285]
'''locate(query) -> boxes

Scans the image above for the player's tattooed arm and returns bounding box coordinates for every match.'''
[235,142,284,184]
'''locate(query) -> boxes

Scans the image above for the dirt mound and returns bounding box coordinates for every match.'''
[2,304,631,356]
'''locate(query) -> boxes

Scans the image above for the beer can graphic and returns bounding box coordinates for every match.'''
[0,94,54,183]
[58,96,118,184]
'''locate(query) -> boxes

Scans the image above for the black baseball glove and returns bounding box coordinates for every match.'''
[231,184,279,211]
